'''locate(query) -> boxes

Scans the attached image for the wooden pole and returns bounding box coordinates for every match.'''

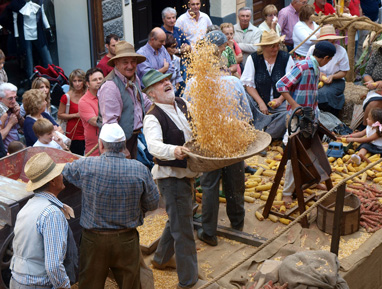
[346,25,357,82]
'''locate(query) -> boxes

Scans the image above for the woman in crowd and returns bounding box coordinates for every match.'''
[292,4,320,61]
[362,40,382,126]
[306,25,349,117]
[220,22,243,76]
[57,69,86,155]
[258,5,281,36]
[20,77,52,117]
[23,89,62,146]
[241,30,294,139]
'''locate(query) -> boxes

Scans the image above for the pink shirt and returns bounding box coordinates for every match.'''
[278,4,299,45]
[78,90,99,156]
[97,69,152,131]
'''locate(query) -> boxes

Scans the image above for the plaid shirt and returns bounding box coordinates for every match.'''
[276,56,320,114]
[12,193,70,289]
[62,152,159,230]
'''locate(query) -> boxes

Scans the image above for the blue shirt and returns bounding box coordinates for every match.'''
[361,0,380,21]
[136,43,175,84]
[62,151,159,230]
[12,193,70,289]
[161,25,191,48]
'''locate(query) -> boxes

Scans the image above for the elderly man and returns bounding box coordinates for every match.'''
[142,70,218,289]
[10,152,76,289]
[0,83,24,150]
[79,67,104,156]
[233,7,262,67]
[97,34,119,77]
[62,123,159,289]
[98,41,152,159]
[175,0,212,45]
[278,0,308,51]
[137,27,174,82]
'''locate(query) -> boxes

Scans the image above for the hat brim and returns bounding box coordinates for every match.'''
[142,73,173,93]
[313,35,346,42]
[256,35,286,46]
[26,163,65,192]
[107,53,147,67]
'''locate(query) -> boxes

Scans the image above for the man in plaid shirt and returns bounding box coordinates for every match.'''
[62,123,159,289]
[276,40,336,204]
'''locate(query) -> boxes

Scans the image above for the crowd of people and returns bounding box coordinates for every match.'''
[3,0,382,288]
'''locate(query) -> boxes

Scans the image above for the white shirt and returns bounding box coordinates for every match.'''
[367,125,382,147]
[258,21,281,37]
[14,3,50,40]
[33,139,63,150]
[175,10,212,45]
[292,21,319,57]
[143,101,199,180]
[240,54,294,100]
[306,43,349,76]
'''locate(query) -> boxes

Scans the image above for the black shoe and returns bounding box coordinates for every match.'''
[231,222,244,231]
[245,166,257,175]
[197,228,218,246]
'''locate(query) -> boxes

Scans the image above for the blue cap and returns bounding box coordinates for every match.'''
[315,40,336,57]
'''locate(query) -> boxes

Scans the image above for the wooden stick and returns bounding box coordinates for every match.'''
[289,23,324,55]
[85,143,99,157]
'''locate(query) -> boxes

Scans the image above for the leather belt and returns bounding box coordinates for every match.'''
[84,228,133,235]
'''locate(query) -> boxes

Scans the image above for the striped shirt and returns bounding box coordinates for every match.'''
[12,193,70,289]
[62,152,159,230]
[276,56,320,114]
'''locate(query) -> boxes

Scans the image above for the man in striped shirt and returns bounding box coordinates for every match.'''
[10,152,75,289]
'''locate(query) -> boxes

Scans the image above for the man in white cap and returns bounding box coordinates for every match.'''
[98,41,152,159]
[10,152,76,289]
[62,123,159,289]
[142,69,218,289]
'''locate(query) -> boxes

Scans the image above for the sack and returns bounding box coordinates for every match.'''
[33,64,69,86]
[57,93,70,133]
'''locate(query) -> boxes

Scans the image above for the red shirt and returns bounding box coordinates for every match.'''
[348,0,360,16]
[78,90,100,156]
[314,2,336,15]
[96,55,113,77]
[60,94,85,141]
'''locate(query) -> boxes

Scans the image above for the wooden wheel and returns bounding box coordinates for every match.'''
[0,232,14,289]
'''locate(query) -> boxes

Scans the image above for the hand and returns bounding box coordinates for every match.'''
[163,59,169,72]
[8,113,18,126]
[54,125,64,134]
[12,103,20,116]
[282,195,293,205]
[323,75,333,84]
[0,112,8,127]
[53,134,68,150]
[259,102,269,115]
[365,80,378,90]
[174,146,190,160]
[227,39,234,48]
[273,97,283,108]
[181,43,191,53]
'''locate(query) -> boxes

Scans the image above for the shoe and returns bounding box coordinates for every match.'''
[231,222,244,231]
[350,154,361,165]
[177,279,220,288]
[197,228,218,246]
[245,166,257,175]
[151,256,176,270]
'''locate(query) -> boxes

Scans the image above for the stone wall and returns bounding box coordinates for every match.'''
[102,0,124,40]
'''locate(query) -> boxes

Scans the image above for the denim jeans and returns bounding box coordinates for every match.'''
[10,278,51,289]
[25,40,53,77]
[200,161,245,237]
[154,177,198,288]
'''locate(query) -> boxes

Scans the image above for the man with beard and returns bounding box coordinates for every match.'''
[79,67,104,156]
[97,34,119,77]
[142,69,218,289]
[98,41,152,159]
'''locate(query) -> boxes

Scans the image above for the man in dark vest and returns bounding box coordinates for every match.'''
[142,69,218,289]
[98,41,152,159]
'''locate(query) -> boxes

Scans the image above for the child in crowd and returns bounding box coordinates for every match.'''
[0,49,8,84]
[343,108,382,165]
[32,118,68,150]
[164,34,185,96]
[7,141,25,155]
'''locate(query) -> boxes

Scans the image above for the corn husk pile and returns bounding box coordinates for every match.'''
[137,213,168,246]
[185,39,257,158]
[341,82,369,124]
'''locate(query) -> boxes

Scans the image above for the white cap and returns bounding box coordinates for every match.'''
[99,123,126,142]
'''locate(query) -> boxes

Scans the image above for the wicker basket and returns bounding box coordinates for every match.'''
[184,131,272,172]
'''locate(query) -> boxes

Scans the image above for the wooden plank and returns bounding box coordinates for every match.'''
[0,176,32,202]
[193,218,266,247]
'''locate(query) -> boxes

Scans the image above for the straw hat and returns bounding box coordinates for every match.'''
[256,30,285,46]
[142,69,172,93]
[107,41,146,67]
[24,152,65,192]
[314,25,345,41]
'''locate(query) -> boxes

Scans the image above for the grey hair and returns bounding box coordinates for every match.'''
[162,7,177,19]
[238,6,252,14]
[0,83,17,99]
[101,140,126,153]
[145,86,155,100]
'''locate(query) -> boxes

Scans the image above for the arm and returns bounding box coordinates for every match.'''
[98,82,123,124]
[246,86,269,114]
[78,100,98,127]
[0,114,18,140]
[62,160,84,188]
[141,168,160,213]
[39,210,70,288]
[347,132,379,143]
[11,103,24,127]
[322,71,347,84]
